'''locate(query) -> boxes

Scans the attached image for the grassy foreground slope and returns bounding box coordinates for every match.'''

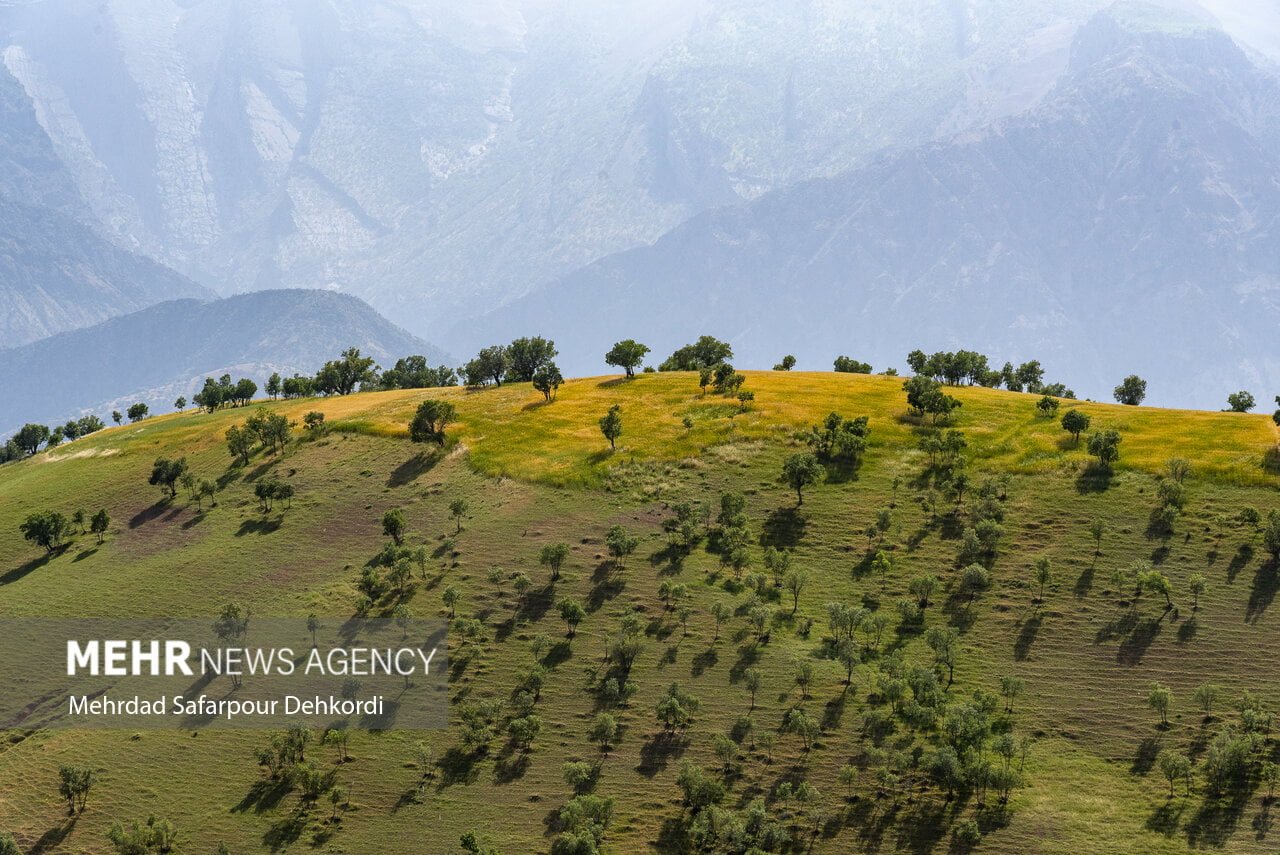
[1,370,1279,854]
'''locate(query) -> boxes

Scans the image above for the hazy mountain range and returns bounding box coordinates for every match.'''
[1,0,1279,418]
[465,6,1280,404]
[0,290,441,434]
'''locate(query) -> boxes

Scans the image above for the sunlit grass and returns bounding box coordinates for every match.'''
[94,371,1273,488]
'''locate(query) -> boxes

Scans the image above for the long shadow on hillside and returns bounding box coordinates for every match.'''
[894,798,953,855]
[437,746,484,788]
[1228,545,1254,583]
[263,806,309,852]
[588,562,625,611]
[761,508,806,549]
[234,777,294,814]
[237,517,283,536]
[1187,791,1252,848]
[129,500,172,528]
[823,457,863,485]
[513,584,555,626]
[1132,736,1161,774]
[1075,466,1115,494]
[637,732,689,778]
[0,548,63,585]
[1246,559,1280,623]
[1095,609,1166,664]
[1147,799,1186,837]
[648,542,688,576]
[1074,558,1098,597]
[1013,613,1042,661]
[388,451,441,488]
[29,817,76,855]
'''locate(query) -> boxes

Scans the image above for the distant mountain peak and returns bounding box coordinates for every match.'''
[0,289,448,432]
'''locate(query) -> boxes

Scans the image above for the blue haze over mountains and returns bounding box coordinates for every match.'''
[0,0,1278,417]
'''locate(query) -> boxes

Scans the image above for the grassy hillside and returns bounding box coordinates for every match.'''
[1,371,1278,854]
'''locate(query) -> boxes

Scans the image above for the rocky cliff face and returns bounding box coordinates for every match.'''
[461,10,1280,408]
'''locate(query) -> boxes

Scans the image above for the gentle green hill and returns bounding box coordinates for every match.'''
[1,371,1277,854]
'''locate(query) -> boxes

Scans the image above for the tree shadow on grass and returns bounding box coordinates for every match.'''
[1147,798,1186,836]
[72,546,99,562]
[1075,466,1115,494]
[1,547,64,585]
[1255,798,1275,840]
[1246,559,1279,624]
[237,517,283,536]
[691,646,718,677]
[493,742,532,784]
[1177,617,1198,643]
[234,777,294,814]
[436,746,483,788]
[1132,736,1161,774]
[1228,545,1254,583]
[1263,446,1280,476]
[1117,615,1165,665]
[543,640,573,670]
[514,584,553,623]
[387,451,440,488]
[1094,608,1165,664]
[29,816,76,855]
[823,457,863,485]
[648,542,688,577]
[637,731,689,778]
[761,507,806,549]
[895,798,953,855]
[587,563,625,612]
[263,806,309,852]
[1074,561,1096,598]
[1187,791,1251,848]
[129,500,172,529]
[1013,613,1042,661]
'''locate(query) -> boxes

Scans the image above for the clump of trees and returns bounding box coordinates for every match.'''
[106,815,177,854]
[806,413,871,465]
[314,348,378,396]
[658,336,733,372]
[225,408,293,466]
[58,765,96,814]
[409,400,457,445]
[463,337,560,388]
[379,356,458,390]
[194,374,259,411]
[148,457,188,499]
[903,376,961,424]
[834,356,873,374]
[906,349,1073,396]
[1,413,110,462]
[20,510,71,552]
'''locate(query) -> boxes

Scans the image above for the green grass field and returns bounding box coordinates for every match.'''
[1,371,1279,854]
